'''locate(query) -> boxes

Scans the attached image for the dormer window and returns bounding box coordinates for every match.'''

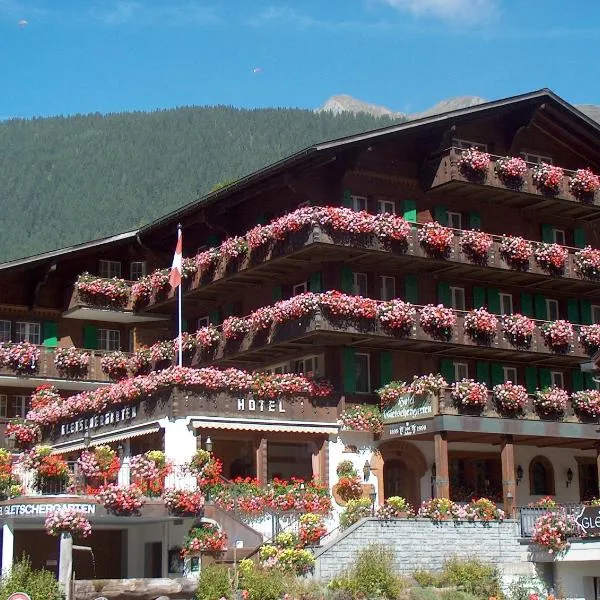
[99,260,121,279]
[521,152,552,165]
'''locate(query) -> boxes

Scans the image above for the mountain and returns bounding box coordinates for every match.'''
[318,95,406,119]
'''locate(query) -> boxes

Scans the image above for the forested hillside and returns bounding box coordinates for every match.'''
[0,107,402,261]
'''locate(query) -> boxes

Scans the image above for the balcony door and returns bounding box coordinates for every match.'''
[384,459,420,509]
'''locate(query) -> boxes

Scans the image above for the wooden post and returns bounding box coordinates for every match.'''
[434,432,449,498]
[256,438,268,484]
[596,444,600,499]
[501,435,516,517]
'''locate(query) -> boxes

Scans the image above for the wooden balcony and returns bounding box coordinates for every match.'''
[203,309,590,369]
[424,148,600,221]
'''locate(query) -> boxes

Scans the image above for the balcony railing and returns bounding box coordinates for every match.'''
[519,504,584,538]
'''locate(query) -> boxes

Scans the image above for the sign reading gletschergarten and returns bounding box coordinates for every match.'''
[575,505,600,537]
[60,405,138,436]
[382,393,435,423]
[0,502,96,517]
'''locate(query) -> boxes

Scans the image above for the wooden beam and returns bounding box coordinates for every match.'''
[434,432,449,499]
[501,435,516,517]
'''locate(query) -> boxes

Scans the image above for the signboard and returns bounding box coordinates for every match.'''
[60,405,138,436]
[0,502,96,517]
[8,593,32,600]
[384,420,432,438]
[575,505,600,537]
[382,393,436,423]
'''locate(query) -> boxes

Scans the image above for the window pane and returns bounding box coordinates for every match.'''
[16,322,40,344]
[197,316,210,329]
[552,230,566,245]
[351,196,367,212]
[0,321,11,343]
[99,329,120,351]
[503,367,517,383]
[547,300,559,322]
[130,261,147,281]
[454,363,468,381]
[448,212,462,230]
[293,282,307,296]
[0,396,6,417]
[353,273,368,297]
[380,276,395,301]
[355,354,370,393]
[551,372,564,388]
[99,260,122,278]
[378,200,395,215]
[499,294,513,316]
[592,306,600,324]
[451,287,466,311]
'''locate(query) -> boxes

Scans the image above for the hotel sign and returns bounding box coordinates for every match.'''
[575,505,600,537]
[382,393,436,423]
[0,502,96,517]
[60,405,138,436]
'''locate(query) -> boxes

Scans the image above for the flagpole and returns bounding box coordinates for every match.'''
[177,223,183,367]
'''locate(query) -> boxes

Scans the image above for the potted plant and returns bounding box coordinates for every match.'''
[3,342,40,374]
[97,483,145,516]
[417,498,460,521]
[45,507,92,538]
[495,155,527,187]
[188,450,223,489]
[579,324,600,356]
[463,307,498,344]
[222,316,251,340]
[532,510,575,554]
[532,163,564,195]
[418,222,454,258]
[100,351,130,380]
[319,291,378,321]
[458,148,490,180]
[54,347,90,378]
[450,379,488,410]
[77,445,120,488]
[339,498,372,529]
[164,489,205,517]
[533,386,569,417]
[196,325,221,352]
[298,513,327,545]
[419,304,456,341]
[338,405,383,434]
[541,320,574,353]
[499,235,532,270]
[20,446,70,493]
[574,246,600,281]
[376,380,409,408]
[181,523,227,556]
[214,477,266,520]
[492,381,529,413]
[534,243,568,276]
[376,496,414,519]
[129,347,152,376]
[502,313,535,349]
[569,167,600,201]
[150,340,175,370]
[377,299,416,337]
[459,229,493,265]
[571,390,600,420]
[129,450,169,496]
[460,498,505,522]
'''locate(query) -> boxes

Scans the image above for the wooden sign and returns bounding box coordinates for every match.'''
[383,419,432,439]
[575,505,600,537]
[382,393,436,423]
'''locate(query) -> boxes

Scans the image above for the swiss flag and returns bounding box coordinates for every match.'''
[169,227,183,289]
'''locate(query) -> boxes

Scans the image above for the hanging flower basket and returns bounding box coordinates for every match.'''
[492,382,529,413]
[459,230,493,265]
[75,273,130,309]
[532,510,575,554]
[579,324,600,356]
[534,386,568,416]
[569,167,600,201]
[541,320,574,353]
[574,246,600,281]
[495,156,527,187]
[164,489,205,517]
[338,405,383,434]
[419,304,456,341]
[458,148,490,180]
[97,484,145,516]
[182,523,227,556]
[450,379,488,410]
[534,243,568,276]
[418,222,454,258]
[54,347,90,378]
[377,300,416,337]
[502,313,535,349]
[499,236,532,270]
[463,307,498,344]
[45,508,92,538]
[335,475,363,503]
[77,445,120,485]
[532,163,564,195]
[100,351,130,381]
[571,390,600,419]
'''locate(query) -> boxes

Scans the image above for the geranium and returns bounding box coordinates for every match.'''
[77,445,120,482]
[222,316,251,340]
[30,384,61,410]
[339,498,372,530]
[54,347,90,378]
[458,498,504,522]
[463,307,498,344]
[495,155,527,186]
[319,291,378,321]
[532,163,564,194]
[338,405,383,434]
[419,304,456,340]
[459,229,493,265]
[579,324,600,355]
[534,386,568,416]
[129,348,151,376]
[182,523,227,556]
[571,390,600,419]
[75,273,130,308]
[376,496,414,519]
[377,300,416,336]
[336,475,363,503]
[21,447,70,490]
[100,351,130,381]
[450,379,488,410]
[532,510,576,554]
[492,382,529,413]
[2,342,40,374]
[97,483,145,515]
[266,477,331,515]
[174,332,198,357]
[150,340,175,367]
[418,221,454,258]
[409,373,448,396]
[376,380,408,408]
[164,489,205,516]
[298,513,327,545]
[575,246,600,281]
[534,243,568,276]
[44,508,91,538]
[188,450,223,488]
[5,420,41,449]
[458,148,490,176]
[195,326,220,351]
[129,451,168,496]
[336,460,357,478]
[569,167,600,200]
[499,236,532,270]
[214,477,266,519]
[529,496,556,509]
[541,320,574,353]
[502,313,535,348]
[195,248,220,277]
[220,236,248,261]
[417,498,460,521]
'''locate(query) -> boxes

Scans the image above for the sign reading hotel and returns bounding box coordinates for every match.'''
[382,393,436,423]
[237,397,286,413]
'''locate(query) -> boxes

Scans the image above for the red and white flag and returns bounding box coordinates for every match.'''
[169,227,183,289]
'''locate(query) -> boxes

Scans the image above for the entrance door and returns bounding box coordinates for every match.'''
[144,542,162,578]
[383,459,420,508]
[578,462,599,501]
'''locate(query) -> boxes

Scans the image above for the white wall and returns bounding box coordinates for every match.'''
[555,559,600,600]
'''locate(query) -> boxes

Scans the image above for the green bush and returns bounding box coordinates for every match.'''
[239,564,287,600]
[339,498,372,530]
[0,558,62,600]
[413,569,447,588]
[195,564,233,600]
[409,588,439,600]
[442,557,501,599]
[440,591,480,600]
[505,576,547,600]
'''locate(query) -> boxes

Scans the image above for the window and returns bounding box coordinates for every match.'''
[521,152,552,165]
[546,299,559,321]
[99,260,122,279]
[454,139,488,152]
[503,366,518,383]
[499,293,513,316]
[15,322,40,344]
[98,329,121,352]
[292,355,322,378]
[379,276,396,301]
[350,195,367,212]
[552,229,566,245]
[11,395,30,419]
[592,305,600,325]
[353,272,368,297]
[355,353,371,394]
[447,211,462,230]
[454,362,469,381]
[130,261,147,281]
[271,363,290,375]
[197,316,210,329]
[0,395,6,418]
[529,456,555,495]
[450,287,466,311]
[551,371,564,389]
[0,320,10,343]
[377,199,395,214]
[292,282,307,296]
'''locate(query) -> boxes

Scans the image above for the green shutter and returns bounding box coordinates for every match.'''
[469,211,481,230]
[491,363,504,386]
[272,285,282,302]
[380,351,393,387]
[403,200,417,224]
[476,362,490,387]
[525,367,538,393]
[572,370,584,392]
[340,266,354,294]
[404,274,418,304]
[308,271,322,293]
[473,287,486,309]
[580,300,592,325]
[342,189,352,208]
[541,224,554,243]
[440,358,455,384]
[223,304,233,318]
[342,348,356,394]
[209,310,220,325]
[534,294,547,320]
[42,321,58,348]
[83,324,98,350]
[437,282,451,307]
[585,373,596,390]
[521,293,534,317]
[539,368,552,390]
[574,228,586,249]
[182,319,188,332]
[567,299,580,324]
[434,206,448,226]
[487,288,501,315]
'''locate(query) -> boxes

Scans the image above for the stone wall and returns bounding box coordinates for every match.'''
[314,518,535,582]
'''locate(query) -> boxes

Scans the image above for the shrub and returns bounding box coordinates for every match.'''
[409,588,439,600]
[195,564,233,600]
[442,557,502,599]
[440,592,480,600]
[412,569,446,588]
[238,564,287,600]
[339,498,372,529]
[0,557,62,600]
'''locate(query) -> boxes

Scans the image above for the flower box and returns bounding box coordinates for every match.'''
[541,320,574,353]
[100,351,130,381]
[450,379,488,410]
[98,483,145,515]
[182,523,227,556]
[495,156,527,187]
[164,489,205,517]
[569,167,600,201]
[533,386,568,417]
[502,313,535,349]
[571,390,600,419]
[77,445,120,484]
[534,243,568,276]
[574,246,600,280]
[499,236,532,270]
[419,304,456,341]
[5,421,41,449]
[0,342,40,374]
[54,347,90,378]
[532,163,565,195]
[418,222,454,258]
[492,381,528,413]
[459,229,493,265]
[377,300,416,336]
[463,307,498,344]
[458,148,490,181]
[75,273,130,309]
[579,324,600,356]
[338,405,383,434]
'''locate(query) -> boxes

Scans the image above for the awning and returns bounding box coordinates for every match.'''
[190,417,338,435]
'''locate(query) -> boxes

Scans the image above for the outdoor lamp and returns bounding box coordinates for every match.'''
[205,436,213,452]
[516,465,523,485]
[431,463,436,478]
[4,436,15,452]
[83,429,92,449]
[566,468,573,487]
[186,421,199,437]
[363,460,371,482]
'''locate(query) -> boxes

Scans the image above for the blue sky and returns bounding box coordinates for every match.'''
[2,0,600,118]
